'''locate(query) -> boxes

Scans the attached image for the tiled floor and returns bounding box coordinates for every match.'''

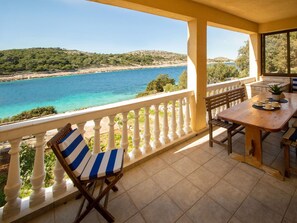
[28,130,297,223]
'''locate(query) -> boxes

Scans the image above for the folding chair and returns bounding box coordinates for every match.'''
[281,127,297,177]
[47,123,124,223]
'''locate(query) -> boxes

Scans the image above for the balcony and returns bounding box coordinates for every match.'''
[0,77,270,222]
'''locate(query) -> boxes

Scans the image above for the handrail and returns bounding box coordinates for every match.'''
[207,76,256,92]
[0,89,193,141]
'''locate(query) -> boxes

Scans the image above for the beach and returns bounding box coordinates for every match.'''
[0,62,186,82]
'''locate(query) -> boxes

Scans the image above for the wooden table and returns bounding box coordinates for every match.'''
[218,92,297,179]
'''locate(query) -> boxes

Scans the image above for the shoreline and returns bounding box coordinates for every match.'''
[0,62,187,82]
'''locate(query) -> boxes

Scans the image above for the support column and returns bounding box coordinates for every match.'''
[249,33,261,81]
[187,19,207,132]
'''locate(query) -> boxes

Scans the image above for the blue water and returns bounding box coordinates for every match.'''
[0,66,186,118]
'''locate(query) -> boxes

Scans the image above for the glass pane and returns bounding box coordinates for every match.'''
[265,33,287,74]
[290,31,297,74]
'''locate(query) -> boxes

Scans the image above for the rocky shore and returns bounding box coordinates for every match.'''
[0,62,186,82]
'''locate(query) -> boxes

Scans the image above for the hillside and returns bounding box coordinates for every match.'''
[207,57,233,63]
[0,48,187,75]
[127,50,186,64]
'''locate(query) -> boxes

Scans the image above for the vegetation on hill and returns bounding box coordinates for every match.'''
[0,106,57,124]
[208,57,233,63]
[0,48,187,75]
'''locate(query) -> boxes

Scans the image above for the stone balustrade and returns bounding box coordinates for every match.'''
[0,89,194,221]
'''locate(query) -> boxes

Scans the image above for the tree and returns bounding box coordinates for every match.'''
[164,83,179,92]
[207,63,239,84]
[264,33,287,73]
[137,73,179,97]
[178,70,187,89]
[235,40,249,77]
[145,74,175,92]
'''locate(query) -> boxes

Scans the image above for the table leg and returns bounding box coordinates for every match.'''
[244,126,262,167]
[230,125,284,180]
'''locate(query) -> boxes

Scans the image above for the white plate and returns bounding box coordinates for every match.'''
[263,107,274,110]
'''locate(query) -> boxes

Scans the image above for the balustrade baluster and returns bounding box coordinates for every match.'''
[131,109,142,159]
[3,138,22,219]
[121,112,130,162]
[153,104,161,149]
[53,159,67,197]
[107,115,115,151]
[177,98,185,137]
[30,132,46,207]
[93,118,102,153]
[142,106,152,154]
[169,100,178,141]
[52,128,67,198]
[77,122,86,137]
[161,102,170,144]
[184,96,192,134]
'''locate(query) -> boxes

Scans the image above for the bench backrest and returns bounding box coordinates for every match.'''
[205,87,246,121]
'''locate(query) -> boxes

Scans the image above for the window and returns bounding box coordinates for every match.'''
[262,29,297,76]
[290,31,297,74]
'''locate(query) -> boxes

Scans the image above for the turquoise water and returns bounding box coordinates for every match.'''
[0,66,186,118]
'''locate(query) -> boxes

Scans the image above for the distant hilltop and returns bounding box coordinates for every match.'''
[128,50,233,63]
[0,48,187,76]
[0,47,233,76]
[208,57,234,63]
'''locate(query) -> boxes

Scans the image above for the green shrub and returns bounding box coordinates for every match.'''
[11,106,57,121]
[137,71,186,97]
[0,173,7,207]
[0,106,57,124]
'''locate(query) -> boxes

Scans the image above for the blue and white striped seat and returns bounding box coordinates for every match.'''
[292,77,297,93]
[58,128,124,181]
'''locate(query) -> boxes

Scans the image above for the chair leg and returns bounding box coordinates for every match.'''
[209,124,213,147]
[105,178,118,192]
[90,172,123,222]
[284,144,291,178]
[227,130,232,155]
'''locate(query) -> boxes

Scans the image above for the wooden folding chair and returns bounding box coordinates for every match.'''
[47,123,124,223]
[281,127,297,177]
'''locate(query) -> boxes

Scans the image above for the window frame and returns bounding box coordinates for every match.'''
[261,28,297,77]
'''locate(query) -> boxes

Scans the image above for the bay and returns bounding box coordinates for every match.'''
[0,66,186,118]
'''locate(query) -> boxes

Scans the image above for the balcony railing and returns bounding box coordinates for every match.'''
[0,76,256,222]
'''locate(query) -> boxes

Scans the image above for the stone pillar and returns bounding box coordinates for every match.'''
[249,33,261,81]
[187,19,207,132]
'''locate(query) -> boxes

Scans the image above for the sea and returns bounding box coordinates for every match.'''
[0,66,186,119]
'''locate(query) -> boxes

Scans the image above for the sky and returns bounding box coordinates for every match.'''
[0,0,248,59]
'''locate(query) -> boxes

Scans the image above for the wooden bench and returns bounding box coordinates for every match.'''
[205,87,246,154]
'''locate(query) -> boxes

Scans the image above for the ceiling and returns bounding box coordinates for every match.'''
[191,0,297,23]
